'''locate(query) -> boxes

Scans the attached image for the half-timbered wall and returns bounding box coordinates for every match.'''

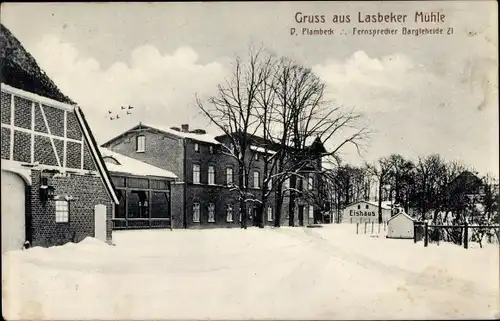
[1,90,96,172]
[1,86,114,247]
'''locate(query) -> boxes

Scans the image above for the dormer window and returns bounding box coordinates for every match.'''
[136,136,145,152]
[209,146,214,154]
[194,143,199,152]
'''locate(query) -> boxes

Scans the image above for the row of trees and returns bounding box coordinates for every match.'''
[196,47,368,228]
[323,154,499,225]
[195,46,498,229]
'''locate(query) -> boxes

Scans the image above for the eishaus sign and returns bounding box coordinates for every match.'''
[350,209,376,217]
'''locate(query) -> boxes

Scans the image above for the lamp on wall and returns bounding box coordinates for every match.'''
[39,175,55,203]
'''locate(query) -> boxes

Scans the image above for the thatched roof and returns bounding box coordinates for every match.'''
[0,24,76,105]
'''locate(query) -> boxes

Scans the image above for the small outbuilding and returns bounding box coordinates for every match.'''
[387,212,415,239]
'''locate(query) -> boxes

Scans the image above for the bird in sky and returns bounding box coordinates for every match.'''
[108,111,112,114]
[128,105,134,109]
[127,111,132,115]
[116,115,120,119]
[121,106,126,110]
[110,117,115,120]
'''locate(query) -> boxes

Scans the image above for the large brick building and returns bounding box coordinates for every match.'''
[102,123,327,229]
[1,24,118,252]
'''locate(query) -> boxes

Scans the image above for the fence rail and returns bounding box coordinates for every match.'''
[356,221,387,235]
[413,221,499,249]
[112,218,171,230]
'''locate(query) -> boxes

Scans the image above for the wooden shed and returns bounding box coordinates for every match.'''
[387,212,415,239]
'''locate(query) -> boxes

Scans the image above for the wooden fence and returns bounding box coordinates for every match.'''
[356,221,387,235]
[413,221,500,249]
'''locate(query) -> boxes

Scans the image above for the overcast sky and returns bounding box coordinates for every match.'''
[2,1,498,176]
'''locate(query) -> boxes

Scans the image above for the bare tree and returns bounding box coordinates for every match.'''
[267,57,369,227]
[198,48,369,229]
[196,47,270,229]
[366,157,392,223]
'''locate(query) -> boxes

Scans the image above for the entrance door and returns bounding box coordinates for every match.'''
[298,205,304,226]
[1,170,26,253]
[94,204,107,242]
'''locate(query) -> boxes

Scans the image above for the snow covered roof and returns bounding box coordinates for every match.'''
[387,212,415,222]
[345,200,392,210]
[100,148,178,179]
[141,123,221,145]
[250,145,277,155]
[1,24,75,105]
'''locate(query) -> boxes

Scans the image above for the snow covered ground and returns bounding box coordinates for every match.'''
[2,224,499,320]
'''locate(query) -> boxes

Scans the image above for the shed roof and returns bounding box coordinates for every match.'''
[387,212,415,223]
[100,148,178,179]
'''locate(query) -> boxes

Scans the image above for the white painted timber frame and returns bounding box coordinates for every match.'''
[1,83,119,204]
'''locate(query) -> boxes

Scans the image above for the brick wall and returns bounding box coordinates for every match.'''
[171,183,185,228]
[186,185,242,228]
[105,130,185,179]
[29,170,113,247]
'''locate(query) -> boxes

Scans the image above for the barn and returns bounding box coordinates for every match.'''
[341,200,392,224]
[1,24,119,252]
[387,212,415,239]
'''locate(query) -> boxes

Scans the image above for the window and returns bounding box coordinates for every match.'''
[267,175,272,190]
[297,177,303,190]
[136,135,145,152]
[226,204,233,222]
[128,191,149,218]
[308,174,314,190]
[284,178,290,190]
[193,203,200,222]
[208,166,215,185]
[209,146,214,154]
[208,203,215,222]
[55,200,69,223]
[267,206,273,222]
[193,164,200,184]
[254,153,259,161]
[226,167,233,185]
[151,192,170,218]
[194,143,199,152]
[309,205,314,219]
[253,171,260,188]
[114,189,126,218]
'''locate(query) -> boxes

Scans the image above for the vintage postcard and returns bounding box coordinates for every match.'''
[1,1,498,320]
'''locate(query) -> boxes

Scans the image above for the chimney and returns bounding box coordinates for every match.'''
[181,124,189,132]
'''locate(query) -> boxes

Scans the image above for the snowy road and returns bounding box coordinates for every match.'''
[2,225,499,320]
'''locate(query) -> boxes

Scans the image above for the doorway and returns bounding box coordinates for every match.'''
[298,205,304,226]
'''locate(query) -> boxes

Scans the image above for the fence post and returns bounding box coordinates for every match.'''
[424,222,429,247]
[364,221,367,234]
[464,222,468,249]
[413,222,417,243]
[356,222,359,234]
[384,221,386,231]
[378,222,381,233]
[371,221,374,234]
